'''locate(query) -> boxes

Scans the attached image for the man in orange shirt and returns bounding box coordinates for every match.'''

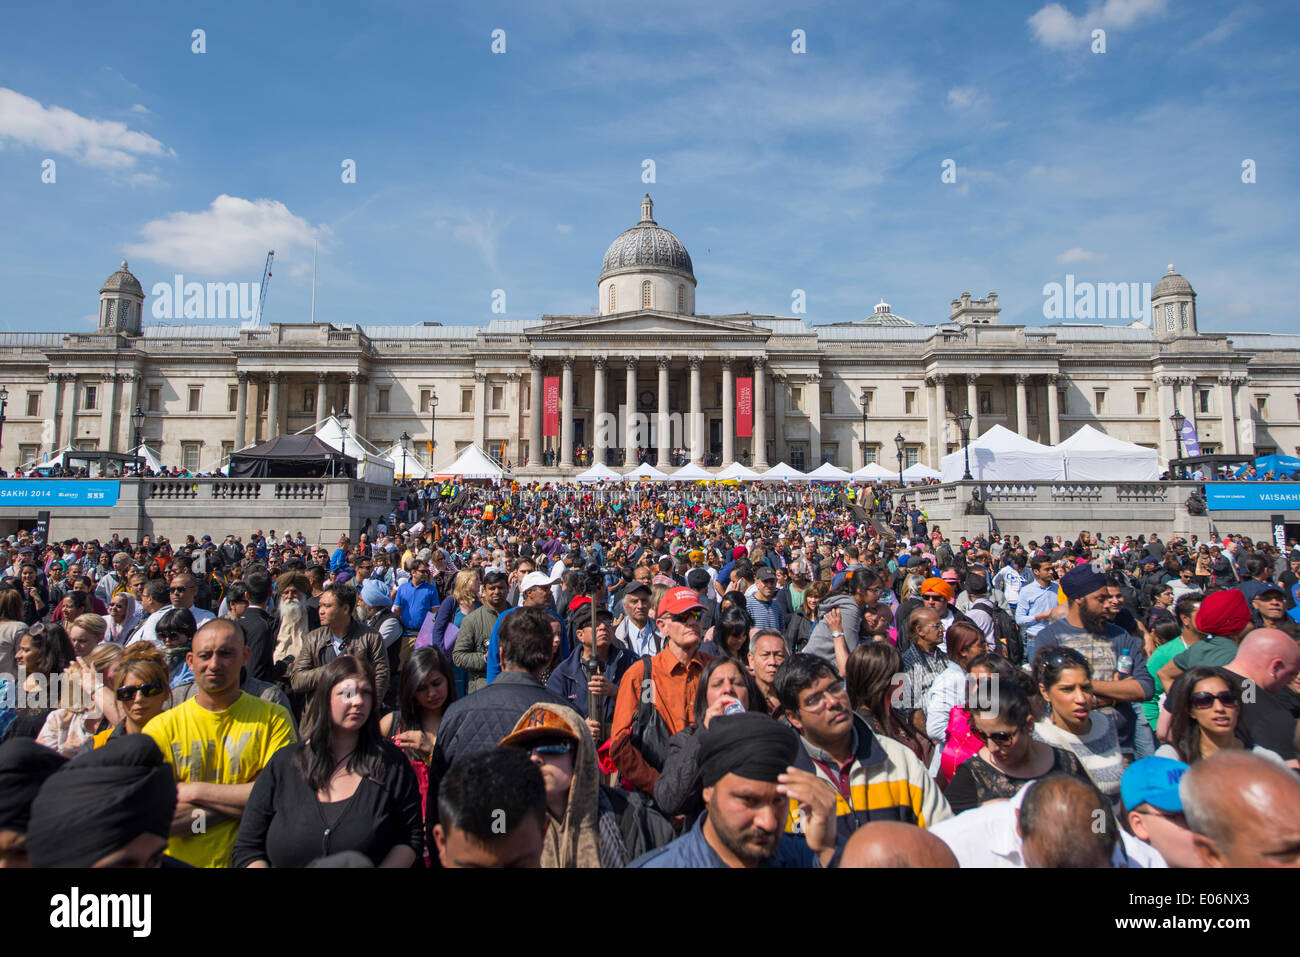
[610,587,714,793]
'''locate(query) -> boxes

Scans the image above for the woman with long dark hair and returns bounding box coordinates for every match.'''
[699,604,751,662]
[845,640,933,765]
[3,623,75,743]
[1156,666,1280,765]
[233,655,423,868]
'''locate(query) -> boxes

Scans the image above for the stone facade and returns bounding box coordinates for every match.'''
[2,199,1298,476]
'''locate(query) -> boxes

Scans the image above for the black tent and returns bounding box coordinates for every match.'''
[228,434,358,479]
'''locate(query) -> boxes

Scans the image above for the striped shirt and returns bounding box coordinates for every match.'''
[1032,711,1124,800]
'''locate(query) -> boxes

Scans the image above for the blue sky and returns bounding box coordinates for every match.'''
[0,0,1296,333]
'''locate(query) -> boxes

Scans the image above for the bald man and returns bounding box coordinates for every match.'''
[1018,775,1119,868]
[838,821,958,868]
[1180,750,1300,867]
[1227,628,1300,769]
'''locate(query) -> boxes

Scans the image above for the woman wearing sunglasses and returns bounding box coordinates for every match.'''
[945,675,1090,813]
[1030,645,1124,801]
[1155,666,1283,766]
[91,643,170,748]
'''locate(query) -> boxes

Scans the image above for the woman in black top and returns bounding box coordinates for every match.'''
[945,675,1090,814]
[233,655,423,868]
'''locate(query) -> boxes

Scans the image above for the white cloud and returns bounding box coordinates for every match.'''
[1190,8,1252,50]
[1028,0,1167,50]
[0,87,172,168]
[947,87,987,110]
[129,103,151,114]
[556,223,573,233]
[1058,247,1109,263]
[125,195,320,275]
[450,212,502,273]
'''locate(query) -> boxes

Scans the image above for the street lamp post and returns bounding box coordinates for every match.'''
[132,406,145,467]
[1170,409,1186,480]
[338,407,352,478]
[859,392,869,469]
[399,430,410,484]
[894,431,906,486]
[956,408,974,480]
[0,386,8,469]
[429,389,439,468]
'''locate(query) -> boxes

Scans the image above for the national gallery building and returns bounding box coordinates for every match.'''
[1,194,1297,477]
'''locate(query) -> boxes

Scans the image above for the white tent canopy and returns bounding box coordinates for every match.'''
[383,443,430,480]
[759,462,810,483]
[623,462,669,481]
[902,462,942,483]
[806,462,853,482]
[940,424,1065,482]
[308,416,396,485]
[715,461,763,481]
[851,462,897,482]
[1055,425,1162,481]
[431,445,506,480]
[668,462,713,482]
[574,463,623,483]
[131,444,167,473]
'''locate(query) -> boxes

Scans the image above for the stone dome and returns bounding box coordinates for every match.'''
[599,195,694,282]
[1153,263,1193,298]
[100,260,144,297]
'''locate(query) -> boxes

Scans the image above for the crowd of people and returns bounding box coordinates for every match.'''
[1,479,1298,869]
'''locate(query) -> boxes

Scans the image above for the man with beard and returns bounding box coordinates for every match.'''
[1035,567,1153,758]
[271,571,312,666]
[632,712,840,868]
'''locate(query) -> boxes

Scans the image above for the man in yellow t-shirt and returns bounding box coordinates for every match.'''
[146,618,296,868]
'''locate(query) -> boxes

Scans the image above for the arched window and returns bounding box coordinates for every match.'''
[677,284,686,313]
[608,284,617,312]
[641,280,652,309]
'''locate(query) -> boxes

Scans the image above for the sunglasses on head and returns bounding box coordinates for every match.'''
[1191,690,1238,709]
[116,681,166,701]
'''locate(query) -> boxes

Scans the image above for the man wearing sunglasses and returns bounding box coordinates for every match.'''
[136,573,215,648]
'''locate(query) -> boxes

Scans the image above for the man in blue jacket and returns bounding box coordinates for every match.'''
[547,597,636,741]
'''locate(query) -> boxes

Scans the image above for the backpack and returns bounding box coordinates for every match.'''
[973,598,1023,665]
[600,785,676,859]
[628,656,673,775]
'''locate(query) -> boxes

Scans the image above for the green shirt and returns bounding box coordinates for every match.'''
[1143,637,1186,730]
[1172,635,1237,672]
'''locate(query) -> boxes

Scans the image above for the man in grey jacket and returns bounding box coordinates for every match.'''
[803,576,880,666]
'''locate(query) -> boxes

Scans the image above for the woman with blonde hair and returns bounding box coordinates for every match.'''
[36,641,124,756]
[91,643,170,747]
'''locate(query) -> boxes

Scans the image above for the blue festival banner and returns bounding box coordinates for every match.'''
[1204,483,1300,512]
[0,481,121,507]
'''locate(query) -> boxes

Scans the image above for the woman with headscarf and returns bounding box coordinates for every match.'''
[102,591,141,644]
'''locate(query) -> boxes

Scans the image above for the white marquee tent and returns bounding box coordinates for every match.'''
[383,443,431,480]
[623,462,669,481]
[939,424,1065,482]
[806,462,853,482]
[851,462,898,482]
[902,462,942,483]
[668,463,714,482]
[715,461,763,481]
[759,462,811,483]
[1055,425,1162,481]
[574,463,623,483]
[309,416,396,485]
[430,445,506,481]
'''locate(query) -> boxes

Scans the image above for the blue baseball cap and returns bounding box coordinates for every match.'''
[1121,756,1189,812]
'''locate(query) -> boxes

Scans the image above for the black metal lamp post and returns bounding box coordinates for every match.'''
[859,392,869,468]
[894,431,906,486]
[338,407,352,476]
[1170,409,1186,479]
[956,408,974,480]
[399,430,410,484]
[0,386,8,466]
[429,389,439,467]
[132,406,145,462]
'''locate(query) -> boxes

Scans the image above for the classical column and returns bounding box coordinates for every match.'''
[623,356,637,466]
[61,373,77,448]
[592,357,608,466]
[99,373,119,453]
[1235,376,1254,454]
[772,373,787,464]
[347,372,360,420]
[1015,374,1029,437]
[721,357,735,465]
[1046,374,1061,445]
[966,374,979,438]
[808,372,822,464]
[688,356,703,464]
[560,358,575,468]
[506,372,522,465]
[234,372,249,450]
[529,356,544,466]
[1217,375,1238,455]
[752,357,768,469]
[1156,376,1176,461]
[314,372,327,420]
[268,371,282,439]
[926,374,944,466]
[473,372,487,448]
[45,373,62,455]
[1179,377,1195,425]
[656,355,670,467]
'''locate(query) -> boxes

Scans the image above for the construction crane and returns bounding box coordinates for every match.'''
[253,250,274,326]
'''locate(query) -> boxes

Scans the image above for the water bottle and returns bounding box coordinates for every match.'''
[1117,652,1133,677]
[723,699,746,717]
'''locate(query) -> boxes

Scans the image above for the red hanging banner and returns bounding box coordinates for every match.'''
[543,376,560,437]
[736,377,753,438]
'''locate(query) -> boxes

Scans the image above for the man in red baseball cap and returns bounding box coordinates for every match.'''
[609,587,714,794]
[1157,588,1255,691]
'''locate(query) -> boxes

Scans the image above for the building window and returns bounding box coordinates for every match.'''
[641,280,652,309]
[460,389,472,414]
[1094,390,1106,413]
[146,387,161,413]
[491,386,503,411]
[677,284,686,313]
[789,443,806,470]
[860,391,873,413]
[260,389,268,412]
[18,444,38,466]
[905,390,916,415]
[522,386,530,412]
[420,389,431,413]
[25,392,39,417]
[978,391,992,415]
[220,441,233,462]
[1135,390,1147,415]
[820,444,837,466]
[791,387,803,411]
[944,389,952,413]
[378,388,391,414]
[181,442,201,471]
[863,445,879,464]
[518,440,529,465]
[188,387,201,413]
[1198,389,1211,415]
[821,388,833,414]
[1058,390,1068,415]
[1256,394,1268,416]
[608,285,617,312]
[228,386,238,412]
[304,388,315,413]
[83,385,98,410]
[1180,302,1189,329]
[76,440,97,452]
[905,446,920,468]
[486,440,507,466]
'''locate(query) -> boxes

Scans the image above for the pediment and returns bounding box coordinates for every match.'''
[532,311,769,339]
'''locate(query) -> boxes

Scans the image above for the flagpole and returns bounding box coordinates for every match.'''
[310,237,317,324]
